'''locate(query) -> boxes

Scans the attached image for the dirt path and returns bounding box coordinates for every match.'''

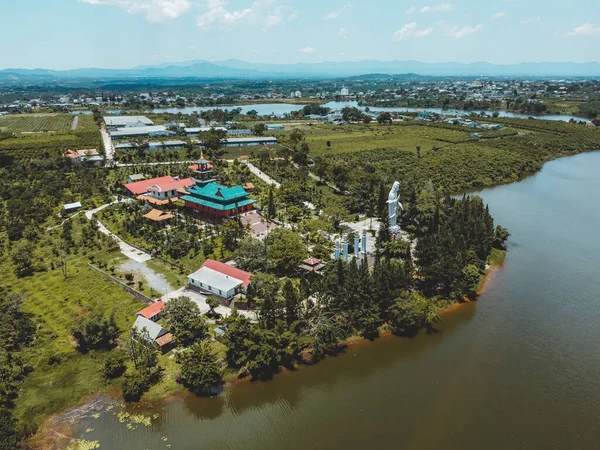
[71,115,78,131]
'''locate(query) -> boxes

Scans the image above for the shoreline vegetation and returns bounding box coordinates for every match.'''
[29,252,505,450]
[1,109,597,449]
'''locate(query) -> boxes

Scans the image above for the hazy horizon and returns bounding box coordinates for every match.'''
[2,0,599,70]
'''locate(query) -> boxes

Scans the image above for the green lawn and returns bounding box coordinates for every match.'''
[0,114,73,132]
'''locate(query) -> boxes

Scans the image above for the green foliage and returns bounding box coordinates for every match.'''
[176,341,222,394]
[121,372,151,402]
[10,242,35,277]
[390,292,440,335]
[234,238,267,273]
[264,228,306,275]
[163,296,208,346]
[103,352,126,379]
[71,309,119,353]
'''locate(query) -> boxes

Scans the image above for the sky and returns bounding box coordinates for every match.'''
[1,0,599,70]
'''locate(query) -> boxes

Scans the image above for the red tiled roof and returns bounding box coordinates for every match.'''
[155,332,173,348]
[188,162,213,171]
[200,259,253,289]
[136,302,165,320]
[125,176,194,196]
[147,178,195,193]
[304,257,321,266]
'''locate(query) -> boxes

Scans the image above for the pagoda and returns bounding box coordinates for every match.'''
[188,152,215,187]
[182,183,256,220]
[299,257,325,273]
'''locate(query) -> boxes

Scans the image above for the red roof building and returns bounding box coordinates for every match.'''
[136,301,165,321]
[300,257,326,273]
[200,259,253,289]
[124,176,195,199]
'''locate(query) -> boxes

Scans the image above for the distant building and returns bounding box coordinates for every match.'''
[188,156,215,187]
[340,87,349,97]
[266,124,285,131]
[187,259,253,299]
[300,257,326,273]
[221,137,277,147]
[104,116,154,128]
[109,125,173,139]
[182,183,256,220]
[62,202,82,215]
[143,209,175,223]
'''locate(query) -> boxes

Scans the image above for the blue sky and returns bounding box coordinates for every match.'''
[2,0,599,69]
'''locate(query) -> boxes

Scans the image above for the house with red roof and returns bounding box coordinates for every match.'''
[136,301,165,322]
[187,259,253,298]
[124,176,195,204]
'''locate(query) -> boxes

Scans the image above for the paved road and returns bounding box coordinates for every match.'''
[245,161,318,211]
[86,200,152,263]
[116,160,194,168]
[100,126,114,162]
[245,161,281,188]
[46,211,83,231]
[71,116,78,131]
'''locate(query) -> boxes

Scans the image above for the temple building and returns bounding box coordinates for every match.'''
[182,183,256,220]
[188,154,215,187]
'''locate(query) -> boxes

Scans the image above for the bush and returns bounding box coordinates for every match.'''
[71,309,119,353]
[121,372,149,402]
[103,352,126,379]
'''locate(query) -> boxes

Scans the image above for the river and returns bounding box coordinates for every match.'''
[150,103,307,117]
[72,151,600,449]
[321,101,591,123]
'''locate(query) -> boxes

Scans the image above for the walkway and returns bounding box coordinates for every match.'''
[71,115,78,131]
[245,161,317,211]
[116,160,194,168]
[86,200,152,263]
[100,126,114,162]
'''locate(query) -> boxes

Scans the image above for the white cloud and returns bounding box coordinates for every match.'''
[561,23,600,38]
[393,22,433,41]
[324,3,352,20]
[406,6,416,15]
[298,46,316,54]
[420,3,452,13]
[78,0,191,22]
[444,23,484,39]
[196,0,296,30]
[490,12,505,21]
[338,27,354,38]
[521,16,541,24]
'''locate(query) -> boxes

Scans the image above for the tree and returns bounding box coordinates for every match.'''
[235,238,267,273]
[265,228,306,275]
[282,279,300,325]
[390,292,440,335]
[0,292,35,352]
[458,264,482,299]
[10,242,35,277]
[289,129,304,149]
[377,112,392,124]
[267,185,277,220]
[122,372,149,402]
[176,341,222,394]
[103,352,126,379]
[71,309,119,353]
[206,296,220,316]
[223,308,252,367]
[163,297,208,346]
[253,123,266,136]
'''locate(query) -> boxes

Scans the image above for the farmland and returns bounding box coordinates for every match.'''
[0,114,74,133]
[0,114,101,160]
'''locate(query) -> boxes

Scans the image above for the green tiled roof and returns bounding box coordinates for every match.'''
[182,195,256,211]
[187,183,250,201]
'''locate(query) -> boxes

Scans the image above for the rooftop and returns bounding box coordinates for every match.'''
[188,266,243,293]
[133,315,167,341]
[136,301,165,320]
[143,209,174,222]
[200,259,253,289]
[104,116,154,127]
[125,176,194,196]
[186,183,252,202]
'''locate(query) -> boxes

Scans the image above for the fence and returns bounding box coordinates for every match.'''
[88,264,154,304]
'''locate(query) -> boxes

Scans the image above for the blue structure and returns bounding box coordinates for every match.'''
[362,231,367,254]
[334,240,341,260]
[343,240,348,262]
[354,235,360,258]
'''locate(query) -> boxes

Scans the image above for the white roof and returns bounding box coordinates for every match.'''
[63,202,82,210]
[185,127,227,133]
[188,267,243,293]
[133,316,166,341]
[104,116,154,127]
[109,125,167,137]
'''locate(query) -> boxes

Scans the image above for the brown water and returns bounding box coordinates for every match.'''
[74,152,600,450]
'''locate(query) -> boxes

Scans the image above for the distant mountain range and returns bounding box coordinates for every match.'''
[1,59,599,81]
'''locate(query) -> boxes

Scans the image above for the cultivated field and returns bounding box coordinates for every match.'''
[0,114,101,159]
[0,114,73,132]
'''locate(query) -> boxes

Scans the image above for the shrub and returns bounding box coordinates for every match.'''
[103,352,126,379]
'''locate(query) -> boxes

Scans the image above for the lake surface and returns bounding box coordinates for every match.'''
[150,103,307,117]
[74,151,600,449]
[322,101,591,123]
